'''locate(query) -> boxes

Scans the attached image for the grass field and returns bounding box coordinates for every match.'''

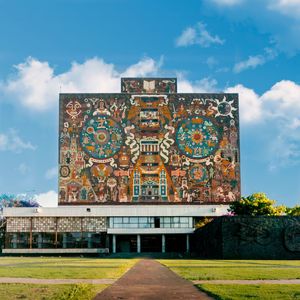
[198,284,300,300]
[159,259,300,280]
[160,259,300,300]
[1,258,300,299]
[0,257,137,300]
[0,283,108,300]
[0,257,137,279]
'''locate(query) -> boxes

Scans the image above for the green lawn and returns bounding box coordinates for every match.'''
[0,283,108,300]
[0,257,137,279]
[159,259,300,280]
[198,284,300,300]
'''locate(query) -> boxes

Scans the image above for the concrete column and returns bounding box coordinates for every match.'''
[12,233,17,249]
[112,234,116,253]
[137,234,141,253]
[87,233,92,249]
[38,233,43,249]
[186,234,190,253]
[62,233,67,248]
[162,234,166,253]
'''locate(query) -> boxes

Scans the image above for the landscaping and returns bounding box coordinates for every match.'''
[160,259,300,280]
[0,283,108,300]
[160,259,300,299]
[0,257,137,300]
[1,258,300,299]
[198,284,300,300]
[0,257,137,279]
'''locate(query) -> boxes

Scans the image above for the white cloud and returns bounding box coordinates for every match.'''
[261,80,300,117]
[233,55,265,73]
[226,80,300,124]
[178,76,218,93]
[34,190,58,207]
[0,129,36,153]
[269,0,300,18]
[1,56,161,111]
[233,48,277,73]
[226,79,300,168]
[225,84,262,123]
[45,167,57,180]
[176,22,224,47]
[211,0,243,5]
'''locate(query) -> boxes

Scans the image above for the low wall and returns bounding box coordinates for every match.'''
[194,216,300,259]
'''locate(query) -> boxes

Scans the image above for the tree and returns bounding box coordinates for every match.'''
[0,193,39,210]
[286,205,300,216]
[228,192,286,216]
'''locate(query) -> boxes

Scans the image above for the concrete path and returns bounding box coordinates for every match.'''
[94,259,213,300]
[0,278,115,284]
[193,279,300,285]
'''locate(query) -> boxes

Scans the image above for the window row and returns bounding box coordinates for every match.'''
[5,232,107,249]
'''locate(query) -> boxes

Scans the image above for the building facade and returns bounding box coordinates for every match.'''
[3,78,240,254]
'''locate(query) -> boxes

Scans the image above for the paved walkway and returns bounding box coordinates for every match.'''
[0,278,115,284]
[0,277,299,286]
[94,259,213,300]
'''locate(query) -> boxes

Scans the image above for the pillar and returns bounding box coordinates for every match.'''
[186,234,190,253]
[38,233,43,249]
[137,234,141,253]
[112,234,116,253]
[87,233,92,249]
[12,233,17,249]
[62,233,67,248]
[162,234,166,253]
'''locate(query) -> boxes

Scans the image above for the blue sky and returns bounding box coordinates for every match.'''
[0,0,300,207]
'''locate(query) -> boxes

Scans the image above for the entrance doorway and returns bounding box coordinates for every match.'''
[116,235,137,252]
[165,234,186,252]
[141,235,162,252]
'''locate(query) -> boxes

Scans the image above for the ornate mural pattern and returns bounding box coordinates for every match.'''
[59,78,240,204]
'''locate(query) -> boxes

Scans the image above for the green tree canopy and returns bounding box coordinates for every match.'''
[229,192,286,216]
[286,205,300,216]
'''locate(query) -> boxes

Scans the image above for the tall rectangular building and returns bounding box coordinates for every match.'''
[58,78,240,205]
[3,78,240,254]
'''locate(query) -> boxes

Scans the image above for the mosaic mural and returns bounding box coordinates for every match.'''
[58,78,240,204]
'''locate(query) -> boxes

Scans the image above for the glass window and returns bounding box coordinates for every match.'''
[139,217,148,224]
[114,217,122,224]
[129,217,138,224]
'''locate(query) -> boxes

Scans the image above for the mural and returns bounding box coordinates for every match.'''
[59,78,240,204]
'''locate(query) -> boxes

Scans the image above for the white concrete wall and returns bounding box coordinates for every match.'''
[107,228,194,234]
[3,205,230,217]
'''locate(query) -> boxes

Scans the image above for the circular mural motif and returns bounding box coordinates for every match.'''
[189,164,208,183]
[218,102,231,116]
[176,116,220,159]
[60,165,70,178]
[80,115,123,159]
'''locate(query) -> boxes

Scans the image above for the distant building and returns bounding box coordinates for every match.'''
[3,78,240,254]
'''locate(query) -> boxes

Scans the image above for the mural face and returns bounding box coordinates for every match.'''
[59,78,240,205]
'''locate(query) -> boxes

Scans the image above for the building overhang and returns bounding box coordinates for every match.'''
[107,228,194,234]
[3,204,230,217]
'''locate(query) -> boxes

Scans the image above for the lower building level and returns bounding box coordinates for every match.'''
[2,204,229,254]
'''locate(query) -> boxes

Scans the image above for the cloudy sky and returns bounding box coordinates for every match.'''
[0,0,300,207]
